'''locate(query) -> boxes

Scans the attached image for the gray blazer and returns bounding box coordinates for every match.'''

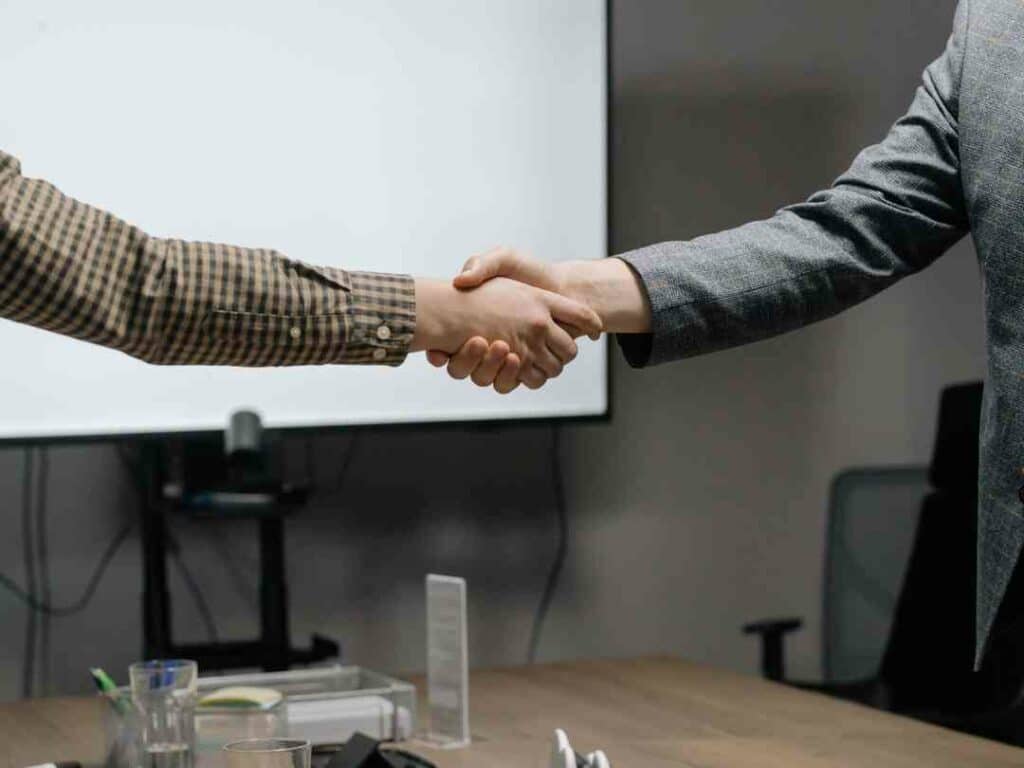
[616,0,1018,666]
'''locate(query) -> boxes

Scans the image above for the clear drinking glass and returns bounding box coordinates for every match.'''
[130,660,199,768]
[223,739,311,768]
[101,694,141,768]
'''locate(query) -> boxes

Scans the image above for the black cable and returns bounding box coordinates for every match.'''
[304,437,316,487]
[206,524,259,614]
[116,441,226,642]
[36,447,51,695]
[336,430,360,489]
[21,448,36,698]
[0,521,134,617]
[310,430,361,497]
[167,531,220,644]
[115,443,145,498]
[527,425,569,664]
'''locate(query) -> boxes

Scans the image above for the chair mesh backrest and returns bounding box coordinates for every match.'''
[823,467,930,683]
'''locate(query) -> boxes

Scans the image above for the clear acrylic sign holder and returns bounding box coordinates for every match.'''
[425,574,470,749]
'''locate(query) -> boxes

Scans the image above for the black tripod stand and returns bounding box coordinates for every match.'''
[138,412,339,670]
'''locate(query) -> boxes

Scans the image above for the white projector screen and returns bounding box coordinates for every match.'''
[0,0,607,439]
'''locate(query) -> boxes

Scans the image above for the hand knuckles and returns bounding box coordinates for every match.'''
[528,315,548,334]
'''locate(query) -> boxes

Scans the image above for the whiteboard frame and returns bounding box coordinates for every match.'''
[0,0,612,445]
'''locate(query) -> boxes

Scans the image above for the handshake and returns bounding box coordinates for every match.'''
[410,248,650,393]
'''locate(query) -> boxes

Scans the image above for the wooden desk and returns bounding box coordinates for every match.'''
[2,657,1022,768]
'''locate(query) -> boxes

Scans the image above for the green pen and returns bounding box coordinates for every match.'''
[89,667,129,715]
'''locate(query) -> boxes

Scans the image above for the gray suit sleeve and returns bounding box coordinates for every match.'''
[616,0,970,367]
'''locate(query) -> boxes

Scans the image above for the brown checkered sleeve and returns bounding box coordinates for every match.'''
[0,150,416,367]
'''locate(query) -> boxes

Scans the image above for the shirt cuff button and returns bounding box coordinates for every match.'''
[372,347,388,361]
[376,324,392,341]
[289,326,302,340]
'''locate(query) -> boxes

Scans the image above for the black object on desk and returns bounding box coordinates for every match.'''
[319,734,436,768]
[138,410,339,671]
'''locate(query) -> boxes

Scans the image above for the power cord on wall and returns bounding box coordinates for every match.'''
[303,430,361,497]
[116,443,219,644]
[5,441,221,694]
[0,521,134,617]
[526,425,569,664]
[36,447,51,695]
[4,444,138,622]
[167,531,220,643]
[21,447,36,699]
[206,524,259,614]
[114,443,146,498]
[7,465,133,689]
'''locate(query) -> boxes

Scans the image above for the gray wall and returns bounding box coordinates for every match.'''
[0,0,985,700]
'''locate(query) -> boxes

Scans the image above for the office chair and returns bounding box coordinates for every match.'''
[744,382,1024,745]
[743,465,929,708]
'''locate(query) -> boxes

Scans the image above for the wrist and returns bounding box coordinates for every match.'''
[411,278,462,352]
[561,258,651,334]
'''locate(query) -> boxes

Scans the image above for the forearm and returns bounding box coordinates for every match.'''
[609,10,969,367]
[560,257,652,334]
[152,250,414,366]
[0,151,414,366]
[614,184,964,367]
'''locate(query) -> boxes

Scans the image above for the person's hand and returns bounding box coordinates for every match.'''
[412,275,602,390]
[427,248,602,390]
[425,339,525,394]
[453,248,582,310]
[433,247,651,390]
[455,248,651,337]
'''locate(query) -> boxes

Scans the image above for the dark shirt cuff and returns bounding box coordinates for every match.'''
[616,333,654,368]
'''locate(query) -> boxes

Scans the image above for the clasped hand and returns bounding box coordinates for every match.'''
[412,248,598,393]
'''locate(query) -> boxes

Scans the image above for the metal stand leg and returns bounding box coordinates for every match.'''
[260,516,290,671]
[140,441,171,660]
[136,437,339,670]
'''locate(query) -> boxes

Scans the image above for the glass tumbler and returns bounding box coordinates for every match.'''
[223,739,311,768]
[130,659,199,768]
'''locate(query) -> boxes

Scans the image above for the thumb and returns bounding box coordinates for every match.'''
[453,247,554,290]
[453,253,496,289]
[557,322,603,342]
[545,292,603,338]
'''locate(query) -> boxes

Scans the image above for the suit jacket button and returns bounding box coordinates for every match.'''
[1018,484,1024,505]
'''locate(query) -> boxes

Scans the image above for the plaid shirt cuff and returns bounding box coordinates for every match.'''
[339,270,416,365]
